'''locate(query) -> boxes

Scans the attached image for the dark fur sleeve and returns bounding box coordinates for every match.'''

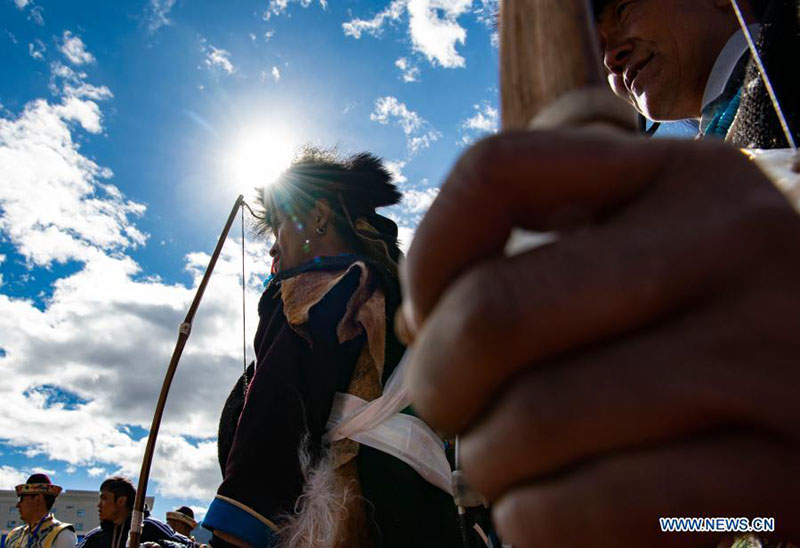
[730,0,800,148]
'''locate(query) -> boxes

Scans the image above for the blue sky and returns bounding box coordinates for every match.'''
[0,0,500,525]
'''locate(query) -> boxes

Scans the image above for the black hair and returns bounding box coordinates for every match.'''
[100,476,136,511]
[43,495,56,511]
[254,146,403,264]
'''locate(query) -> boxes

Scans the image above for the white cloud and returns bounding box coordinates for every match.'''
[395,57,420,83]
[145,0,178,33]
[271,66,281,82]
[14,0,31,8]
[50,62,113,101]
[60,32,95,65]
[342,0,405,39]
[27,5,44,25]
[0,58,280,504]
[370,96,423,135]
[204,45,235,75]
[396,225,415,254]
[0,465,28,489]
[264,30,275,41]
[344,0,471,69]
[0,239,272,501]
[342,101,358,115]
[28,39,45,60]
[263,0,327,21]
[3,29,18,45]
[0,73,130,268]
[407,0,471,68]
[87,466,106,477]
[459,101,499,144]
[403,187,439,213]
[370,96,440,153]
[408,131,441,153]
[473,0,497,28]
[384,160,407,185]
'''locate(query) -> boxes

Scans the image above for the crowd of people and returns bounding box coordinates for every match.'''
[6,474,202,548]
[10,0,800,546]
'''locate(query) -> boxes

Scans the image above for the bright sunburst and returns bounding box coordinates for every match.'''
[226,128,296,196]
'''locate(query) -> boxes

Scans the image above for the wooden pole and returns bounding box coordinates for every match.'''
[128,195,244,548]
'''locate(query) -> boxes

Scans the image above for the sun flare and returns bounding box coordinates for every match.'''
[227,129,296,197]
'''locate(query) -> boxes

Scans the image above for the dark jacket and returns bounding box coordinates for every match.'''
[729,0,800,148]
[211,255,459,547]
[77,515,192,548]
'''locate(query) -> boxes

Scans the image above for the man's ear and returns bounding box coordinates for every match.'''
[313,198,333,229]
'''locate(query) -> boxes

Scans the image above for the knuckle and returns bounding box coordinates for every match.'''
[494,489,561,548]
[460,372,562,497]
[443,261,523,358]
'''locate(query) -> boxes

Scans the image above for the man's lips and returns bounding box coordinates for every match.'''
[624,53,654,95]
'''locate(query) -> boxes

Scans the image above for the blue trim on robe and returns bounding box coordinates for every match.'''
[202,496,278,547]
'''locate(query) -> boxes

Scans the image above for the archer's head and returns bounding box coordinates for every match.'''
[593,0,766,121]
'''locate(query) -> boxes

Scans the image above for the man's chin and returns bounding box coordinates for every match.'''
[634,93,696,123]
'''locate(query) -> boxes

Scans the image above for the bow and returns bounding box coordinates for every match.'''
[128,195,245,548]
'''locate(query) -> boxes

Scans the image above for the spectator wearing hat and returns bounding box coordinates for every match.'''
[5,473,77,548]
[165,507,196,540]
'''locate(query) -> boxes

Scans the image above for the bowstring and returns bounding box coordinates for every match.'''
[730,0,797,150]
[241,203,248,401]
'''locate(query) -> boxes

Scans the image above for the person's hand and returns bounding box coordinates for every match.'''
[399,128,800,546]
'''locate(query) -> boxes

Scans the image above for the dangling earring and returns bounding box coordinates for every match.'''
[316,225,327,235]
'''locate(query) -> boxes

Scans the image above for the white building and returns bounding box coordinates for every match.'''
[0,489,154,542]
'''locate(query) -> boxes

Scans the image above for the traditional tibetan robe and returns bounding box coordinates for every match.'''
[5,515,75,548]
[204,255,459,548]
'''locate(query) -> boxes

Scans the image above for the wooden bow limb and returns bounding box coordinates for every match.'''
[128,195,245,548]
[500,0,637,131]
[449,3,640,543]
[498,0,638,257]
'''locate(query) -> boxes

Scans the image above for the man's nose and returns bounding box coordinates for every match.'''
[603,37,633,75]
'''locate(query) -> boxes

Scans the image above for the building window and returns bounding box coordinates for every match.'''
[9,508,18,515]
[7,520,16,528]
[66,505,74,511]
[75,523,83,531]
[77,509,86,517]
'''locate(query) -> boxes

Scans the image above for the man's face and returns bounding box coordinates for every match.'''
[596,0,738,120]
[97,490,126,523]
[167,518,193,537]
[16,494,43,523]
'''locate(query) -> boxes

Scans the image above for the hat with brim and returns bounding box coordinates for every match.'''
[166,511,197,530]
[15,474,62,497]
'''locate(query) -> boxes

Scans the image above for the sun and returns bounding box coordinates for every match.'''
[226,128,296,196]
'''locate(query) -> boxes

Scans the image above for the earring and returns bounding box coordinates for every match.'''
[316,225,327,235]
